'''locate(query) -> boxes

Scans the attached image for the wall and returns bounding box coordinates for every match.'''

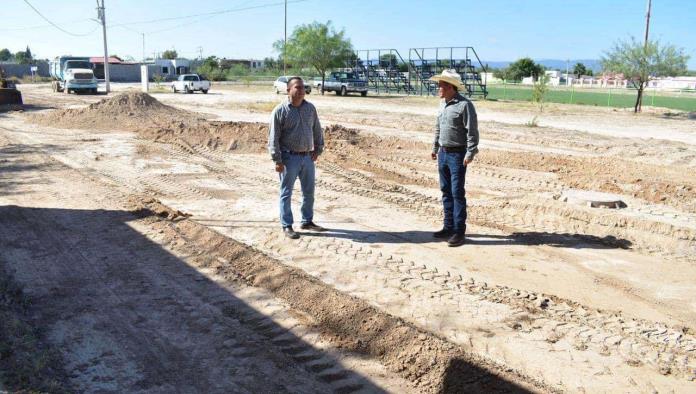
[0,61,50,78]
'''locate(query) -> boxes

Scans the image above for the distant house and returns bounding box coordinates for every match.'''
[146,58,191,81]
[647,76,696,90]
[219,58,264,70]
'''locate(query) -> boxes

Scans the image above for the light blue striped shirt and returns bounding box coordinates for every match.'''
[268,99,324,163]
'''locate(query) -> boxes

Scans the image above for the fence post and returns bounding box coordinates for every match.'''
[570,84,574,104]
[503,81,507,100]
[607,88,611,107]
[651,87,656,106]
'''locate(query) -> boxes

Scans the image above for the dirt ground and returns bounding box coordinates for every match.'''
[1,82,695,393]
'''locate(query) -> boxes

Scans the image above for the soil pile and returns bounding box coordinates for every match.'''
[140,121,268,154]
[30,92,197,130]
[29,93,269,152]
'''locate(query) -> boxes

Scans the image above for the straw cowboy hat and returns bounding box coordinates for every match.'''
[429,69,466,92]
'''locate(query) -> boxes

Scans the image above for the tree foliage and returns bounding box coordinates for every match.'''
[379,53,397,68]
[601,37,689,112]
[493,57,543,82]
[573,62,587,76]
[161,49,178,59]
[195,56,226,81]
[14,46,34,64]
[276,21,353,94]
[0,48,12,62]
[531,73,549,111]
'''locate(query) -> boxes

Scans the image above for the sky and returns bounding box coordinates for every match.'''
[2,0,695,69]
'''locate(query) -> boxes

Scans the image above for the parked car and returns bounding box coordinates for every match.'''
[274,76,312,94]
[315,71,368,96]
[171,74,211,94]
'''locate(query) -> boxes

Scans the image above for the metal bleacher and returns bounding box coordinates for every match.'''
[352,49,415,95]
[409,47,488,98]
[349,47,488,98]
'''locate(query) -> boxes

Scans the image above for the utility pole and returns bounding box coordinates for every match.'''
[283,0,287,75]
[197,46,203,61]
[96,0,110,93]
[644,0,652,48]
[142,33,145,62]
[565,59,569,86]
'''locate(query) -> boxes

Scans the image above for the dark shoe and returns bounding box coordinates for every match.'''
[433,228,454,239]
[447,233,466,247]
[283,226,300,239]
[300,221,326,232]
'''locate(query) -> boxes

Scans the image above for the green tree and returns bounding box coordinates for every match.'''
[573,62,587,76]
[195,56,225,81]
[601,37,689,112]
[276,21,353,94]
[162,49,178,59]
[494,58,543,82]
[531,73,549,111]
[263,56,280,72]
[508,57,544,81]
[379,53,397,68]
[14,51,30,64]
[0,48,12,62]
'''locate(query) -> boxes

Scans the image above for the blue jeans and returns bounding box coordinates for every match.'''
[279,152,315,228]
[438,150,468,234]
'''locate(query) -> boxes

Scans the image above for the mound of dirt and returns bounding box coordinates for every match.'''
[140,121,268,154]
[325,123,361,144]
[30,92,198,131]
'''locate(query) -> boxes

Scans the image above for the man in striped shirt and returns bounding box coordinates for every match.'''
[268,77,326,239]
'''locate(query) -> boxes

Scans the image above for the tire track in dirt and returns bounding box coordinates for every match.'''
[234,222,696,384]
[135,198,548,393]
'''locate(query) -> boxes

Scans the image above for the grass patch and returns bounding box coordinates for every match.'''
[243,101,280,113]
[0,263,70,392]
[487,84,696,112]
[524,116,539,127]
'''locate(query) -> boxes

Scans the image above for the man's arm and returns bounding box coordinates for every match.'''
[312,107,324,159]
[431,111,441,159]
[463,101,479,163]
[268,107,283,164]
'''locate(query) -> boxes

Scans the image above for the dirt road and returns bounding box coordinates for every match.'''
[2,83,695,392]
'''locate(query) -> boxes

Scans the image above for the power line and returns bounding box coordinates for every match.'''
[107,0,307,29]
[0,18,93,32]
[22,0,98,37]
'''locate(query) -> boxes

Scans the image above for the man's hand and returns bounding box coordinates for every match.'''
[464,157,472,166]
[275,162,285,173]
[311,152,318,162]
[431,152,437,160]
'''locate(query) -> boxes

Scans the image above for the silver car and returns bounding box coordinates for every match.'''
[274,76,312,94]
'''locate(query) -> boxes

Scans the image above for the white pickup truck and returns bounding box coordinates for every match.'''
[171,74,211,94]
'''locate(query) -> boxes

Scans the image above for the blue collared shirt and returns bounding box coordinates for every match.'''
[268,99,324,163]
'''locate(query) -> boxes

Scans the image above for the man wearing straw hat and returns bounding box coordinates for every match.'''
[429,69,479,247]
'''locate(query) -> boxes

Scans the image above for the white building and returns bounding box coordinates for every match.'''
[647,76,696,90]
[147,58,191,80]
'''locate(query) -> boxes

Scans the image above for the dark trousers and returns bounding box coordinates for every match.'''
[438,150,468,234]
